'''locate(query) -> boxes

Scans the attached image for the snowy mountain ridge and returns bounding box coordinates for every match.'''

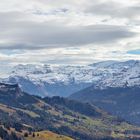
[0,60,140,97]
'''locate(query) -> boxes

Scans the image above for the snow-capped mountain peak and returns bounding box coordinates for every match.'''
[0,60,140,97]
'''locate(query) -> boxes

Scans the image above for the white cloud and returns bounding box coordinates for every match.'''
[0,0,140,65]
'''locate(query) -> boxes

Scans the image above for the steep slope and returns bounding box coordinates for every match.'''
[25,131,73,140]
[1,83,140,139]
[0,125,22,140]
[70,86,140,126]
[0,125,73,140]
[0,60,140,97]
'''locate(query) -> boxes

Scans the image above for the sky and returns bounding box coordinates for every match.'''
[0,0,140,66]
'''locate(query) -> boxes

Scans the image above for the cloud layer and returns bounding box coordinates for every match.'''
[0,0,140,65]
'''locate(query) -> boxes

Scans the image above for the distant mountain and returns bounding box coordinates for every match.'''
[1,83,140,140]
[0,60,140,97]
[70,86,140,126]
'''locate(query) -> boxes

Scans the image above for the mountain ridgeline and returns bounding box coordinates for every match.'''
[1,83,140,140]
[70,86,140,126]
[1,60,140,97]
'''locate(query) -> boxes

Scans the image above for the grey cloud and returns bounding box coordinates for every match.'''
[0,12,136,50]
[33,8,69,16]
[86,2,140,19]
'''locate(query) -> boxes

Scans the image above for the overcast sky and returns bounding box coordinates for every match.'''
[0,0,140,66]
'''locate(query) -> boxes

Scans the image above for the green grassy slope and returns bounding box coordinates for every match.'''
[25,131,73,140]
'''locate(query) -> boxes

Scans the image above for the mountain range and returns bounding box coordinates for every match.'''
[0,60,140,97]
[0,60,140,139]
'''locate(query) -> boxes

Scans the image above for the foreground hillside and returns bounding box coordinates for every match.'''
[1,83,140,139]
[25,131,73,140]
[0,125,72,140]
[0,125,22,140]
[70,86,140,126]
